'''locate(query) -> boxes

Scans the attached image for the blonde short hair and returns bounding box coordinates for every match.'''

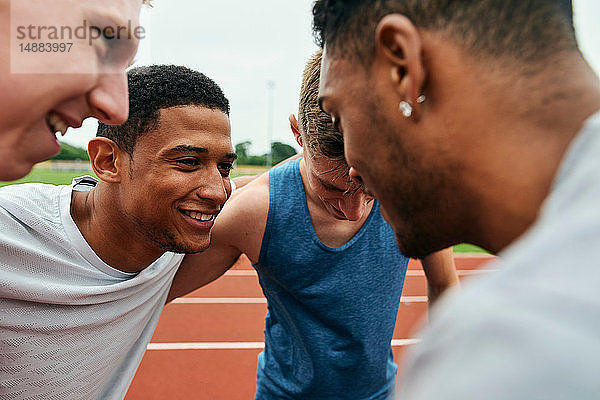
[298,50,345,163]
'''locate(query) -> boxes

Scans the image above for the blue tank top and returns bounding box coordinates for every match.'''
[254,159,410,400]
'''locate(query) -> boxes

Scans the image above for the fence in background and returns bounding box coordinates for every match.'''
[37,160,93,171]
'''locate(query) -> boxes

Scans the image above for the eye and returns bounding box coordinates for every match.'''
[174,158,200,169]
[218,162,234,177]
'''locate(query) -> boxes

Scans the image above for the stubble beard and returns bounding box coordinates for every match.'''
[129,213,210,254]
[365,102,456,259]
[384,152,468,259]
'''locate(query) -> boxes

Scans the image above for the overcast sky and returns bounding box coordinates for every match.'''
[61,0,600,155]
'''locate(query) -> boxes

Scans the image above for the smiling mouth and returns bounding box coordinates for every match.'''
[181,210,217,222]
[46,112,69,136]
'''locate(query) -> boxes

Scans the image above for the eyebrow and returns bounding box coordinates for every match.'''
[170,145,209,154]
[165,145,237,160]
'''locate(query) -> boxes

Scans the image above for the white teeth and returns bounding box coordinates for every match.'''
[200,214,212,221]
[183,210,214,222]
[46,112,69,136]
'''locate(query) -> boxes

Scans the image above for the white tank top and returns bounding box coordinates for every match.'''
[0,178,184,399]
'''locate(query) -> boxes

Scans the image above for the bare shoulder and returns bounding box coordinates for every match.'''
[213,173,270,262]
[222,172,269,226]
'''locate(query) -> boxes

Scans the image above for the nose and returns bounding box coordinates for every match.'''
[348,167,363,186]
[87,72,129,125]
[195,169,230,207]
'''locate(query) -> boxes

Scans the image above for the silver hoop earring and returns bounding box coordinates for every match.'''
[399,101,413,118]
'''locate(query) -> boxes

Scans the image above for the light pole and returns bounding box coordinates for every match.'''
[266,80,276,168]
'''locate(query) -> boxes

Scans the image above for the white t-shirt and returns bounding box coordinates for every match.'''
[397,110,600,400]
[0,178,184,400]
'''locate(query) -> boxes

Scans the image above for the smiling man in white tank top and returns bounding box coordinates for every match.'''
[0,65,236,400]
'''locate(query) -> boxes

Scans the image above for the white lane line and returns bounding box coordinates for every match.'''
[406,269,497,277]
[226,269,496,278]
[173,296,429,304]
[391,339,421,346]
[173,297,267,304]
[457,269,497,276]
[452,253,494,259]
[401,296,428,303]
[147,340,421,351]
[148,342,265,350]
[225,270,257,276]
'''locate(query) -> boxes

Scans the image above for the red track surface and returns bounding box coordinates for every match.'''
[125,254,495,400]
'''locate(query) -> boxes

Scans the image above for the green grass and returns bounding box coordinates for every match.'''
[453,243,488,253]
[0,167,254,188]
[0,169,96,187]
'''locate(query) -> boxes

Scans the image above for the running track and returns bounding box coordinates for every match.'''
[125,254,495,400]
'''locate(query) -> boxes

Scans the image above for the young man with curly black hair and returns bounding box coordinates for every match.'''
[312,0,600,399]
[0,65,236,400]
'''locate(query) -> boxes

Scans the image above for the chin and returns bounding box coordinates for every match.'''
[152,233,210,254]
[332,213,349,221]
[394,232,428,259]
[175,238,211,254]
[395,231,452,259]
[161,242,207,255]
[187,241,211,254]
[0,160,34,182]
[183,233,213,254]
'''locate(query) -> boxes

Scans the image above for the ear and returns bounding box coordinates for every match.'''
[87,137,126,183]
[289,114,303,147]
[375,14,426,118]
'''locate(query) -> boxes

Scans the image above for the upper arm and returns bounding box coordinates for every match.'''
[420,247,460,303]
[232,174,259,190]
[167,176,269,302]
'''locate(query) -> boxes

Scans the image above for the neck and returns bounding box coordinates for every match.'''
[461,54,600,253]
[70,184,164,273]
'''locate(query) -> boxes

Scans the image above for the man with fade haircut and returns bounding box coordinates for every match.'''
[312,0,600,398]
[0,0,151,182]
[0,65,236,399]
[169,50,458,400]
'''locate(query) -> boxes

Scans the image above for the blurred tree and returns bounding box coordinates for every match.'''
[51,143,90,161]
[271,142,297,165]
[233,140,297,166]
[235,141,251,159]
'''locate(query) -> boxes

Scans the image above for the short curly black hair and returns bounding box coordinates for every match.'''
[313,0,577,67]
[97,65,230,155]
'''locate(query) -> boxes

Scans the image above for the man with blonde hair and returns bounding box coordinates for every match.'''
[169,51,458,400]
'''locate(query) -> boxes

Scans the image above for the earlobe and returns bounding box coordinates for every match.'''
[289,114,303,147]
[375,14,427,117]
[87,138,124,183]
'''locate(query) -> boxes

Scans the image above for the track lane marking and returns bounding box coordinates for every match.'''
[147,339,421,351]
[173,296,429,304]
[224,269,495,277]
